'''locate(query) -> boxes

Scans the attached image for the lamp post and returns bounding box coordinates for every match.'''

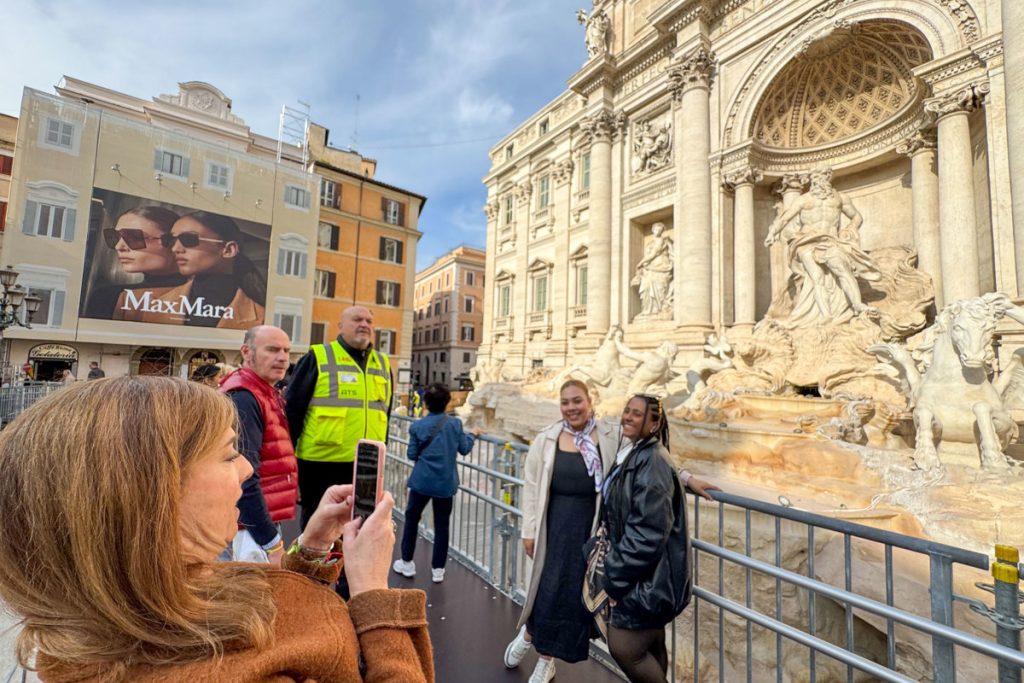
[0,265,42,383]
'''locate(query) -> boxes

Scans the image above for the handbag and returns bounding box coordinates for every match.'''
[582,518,611,641]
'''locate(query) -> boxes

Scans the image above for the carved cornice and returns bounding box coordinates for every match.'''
[552,159,575,185]
[894,129,937,157]
[924,83,986,119]
[722,167,763,190]
[668,46,717,101]
[936,0,980,44]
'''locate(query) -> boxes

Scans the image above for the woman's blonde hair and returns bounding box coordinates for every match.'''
[0,376,275,677]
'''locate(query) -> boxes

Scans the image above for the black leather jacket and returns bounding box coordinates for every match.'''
[601,438,691,630]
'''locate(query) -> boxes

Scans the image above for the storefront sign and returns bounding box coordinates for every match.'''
[28,343,78,361]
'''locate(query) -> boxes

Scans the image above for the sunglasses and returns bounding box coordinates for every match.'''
[159,232,227,249]
[103,228,161,251]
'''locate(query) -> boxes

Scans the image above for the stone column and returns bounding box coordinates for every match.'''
[479,199,500,356]
[512,180,533,349]
[771,174,806,294]
[925,86,984,303]
[580,111,617,336]
[895,130,943,308]
[723,167,763,327]
[1004,0,1024,294]
[668,45,716,329]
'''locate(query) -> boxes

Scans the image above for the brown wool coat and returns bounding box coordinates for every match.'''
[38,566,434,683]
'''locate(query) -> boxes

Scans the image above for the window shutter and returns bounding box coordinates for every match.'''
[398,203,406,227]
[328,272,336,298]
[334,184,341,209]
[51,291,65,327]
[153,149,163,171]
[62,208,76,242]
[302,189,310,209]
[394,283,401,306]
[298,252,308,279]
[396,240,404,264]
[181,157,191,178]
[375,330,382,349]
[380,196,387,220]
[330,226,339,251]
[376,281,384,305]
[22,200,37,235]
[276,249,286,276]
[379,237,386,260]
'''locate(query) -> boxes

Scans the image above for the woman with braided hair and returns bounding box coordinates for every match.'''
[601,394,694,682]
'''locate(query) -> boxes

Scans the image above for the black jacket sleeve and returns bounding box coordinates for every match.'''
[227,389,279,547]
[284,350,318,446]
[602,451,676,601]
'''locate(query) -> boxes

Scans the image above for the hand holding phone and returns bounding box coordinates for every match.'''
[353,439,386,521]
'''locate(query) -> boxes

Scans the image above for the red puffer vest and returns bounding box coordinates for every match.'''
[220,368,298,523]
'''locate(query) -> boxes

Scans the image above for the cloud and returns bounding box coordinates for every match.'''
[454,89,513,127]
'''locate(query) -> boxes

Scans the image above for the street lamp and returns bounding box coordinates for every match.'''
[0,266,41,382]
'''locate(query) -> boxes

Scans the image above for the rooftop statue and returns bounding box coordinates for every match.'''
[576,8,610,58]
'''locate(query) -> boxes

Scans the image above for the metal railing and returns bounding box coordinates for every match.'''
[0,382,64,426]
[386,416,1024,682]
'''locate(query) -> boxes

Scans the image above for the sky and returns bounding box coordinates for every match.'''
[2,0,589,269]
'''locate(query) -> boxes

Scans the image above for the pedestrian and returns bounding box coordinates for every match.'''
[285,306,393,529]
[86,362,105,380]
[602,394,693,682]
[59,368,76,385]
[190,363,222,388]
[392,383,482,584]
[0,376,433,682]
[218,325,297,565]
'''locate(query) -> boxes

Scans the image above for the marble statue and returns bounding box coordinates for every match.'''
[576,8,610,58]
[765,166,881,328]
[614,337,679,396]
[631,119,672,174]
[549,324,623,392]
[469,351,508,385]
[868,293,1024,470]
[631,222,674,320]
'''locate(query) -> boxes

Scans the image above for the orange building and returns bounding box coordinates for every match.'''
[308,124,425,394]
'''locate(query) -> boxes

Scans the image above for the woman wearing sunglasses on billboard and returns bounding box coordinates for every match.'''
[154,211,267,329]
[85,206,185,319]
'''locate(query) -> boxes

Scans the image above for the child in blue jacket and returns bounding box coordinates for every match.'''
[392,383,482,583]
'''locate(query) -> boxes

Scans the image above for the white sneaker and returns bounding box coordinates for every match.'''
[503,625,532,668]
[392,559,416,577]
[431,568,445,583]
[528,657,556,683]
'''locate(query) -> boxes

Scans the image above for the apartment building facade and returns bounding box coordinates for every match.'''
[0,114,15,251]
[411,245,485,388]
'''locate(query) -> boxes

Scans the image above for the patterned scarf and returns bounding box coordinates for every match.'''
[563,415,603,491]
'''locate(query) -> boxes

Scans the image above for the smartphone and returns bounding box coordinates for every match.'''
[353,439,386,521]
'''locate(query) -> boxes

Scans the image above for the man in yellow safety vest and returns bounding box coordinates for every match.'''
[285,306,393,529]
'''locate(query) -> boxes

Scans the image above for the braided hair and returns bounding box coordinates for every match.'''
[630,393,670,449]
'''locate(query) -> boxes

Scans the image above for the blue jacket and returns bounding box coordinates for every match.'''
[406,412,475,497]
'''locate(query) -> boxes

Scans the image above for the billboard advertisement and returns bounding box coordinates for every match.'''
[80,189,270,330]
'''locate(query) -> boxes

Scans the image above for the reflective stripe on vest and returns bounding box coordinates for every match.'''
[295,340,392,463]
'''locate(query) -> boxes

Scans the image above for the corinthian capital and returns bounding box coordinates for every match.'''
[552,159,575,185]
[483,199,500,220]
[668,46,716,100]
[924,84,986,119]
[580,110,623,143]
[895,129,937,157]
[722,166,763,190]
[514,181,533,201]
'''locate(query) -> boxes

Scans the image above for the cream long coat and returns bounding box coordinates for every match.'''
[517,418,622,629]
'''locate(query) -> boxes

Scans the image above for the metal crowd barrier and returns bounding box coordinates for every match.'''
[0,382,64,427]
[387,415,1024,682]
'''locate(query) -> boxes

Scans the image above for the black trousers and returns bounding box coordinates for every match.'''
[400,490,454,569]
[607,624,669,683]
[297,459,354,530]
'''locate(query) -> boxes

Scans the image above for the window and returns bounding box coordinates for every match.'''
[444,297,449,313]
[442,325,448,340]
[426,305,431,319]
[309,321,327,345]
[277,233,309,278]
[445,272,450,287]
[505,144,514,160]
[532,359,543,369]
[440,352,447,363]
[504,196,513,225]
[464,296,474,313]
[154,149,189,178]
[273,312,303,343]
[284,184,311,209]
[466,271,475,286]
[317,221,340,250]
[538,118,549,135]
[433,302,441,316]
[431,328,439,342]
[461,325,475,342]
[24,287,65,328]
[205,162,231,190]
[314,269,336,298]
[0,201,7,232]
[538,175,550,209]
[532,276,548,312]
[43,119,75,150]
[463,352,471,363]
[0,155,12,176]
[21,200,76,241]
[375,329,395,355]
[498,285,511,317]
[379,236,403,263]
[577,264,588,306]
[320,178,339,208]
[581,152,591,190]
[376,280,401,307]
[382,198,404,226]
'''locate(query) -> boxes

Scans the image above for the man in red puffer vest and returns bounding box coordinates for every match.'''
[218,325,297,565]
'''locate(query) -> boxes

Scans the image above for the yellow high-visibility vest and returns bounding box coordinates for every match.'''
[295,340,392,463]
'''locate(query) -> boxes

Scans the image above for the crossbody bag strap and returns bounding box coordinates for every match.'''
[420,414,449,453]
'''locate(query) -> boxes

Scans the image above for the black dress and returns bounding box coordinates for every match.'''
[527,443,598,662]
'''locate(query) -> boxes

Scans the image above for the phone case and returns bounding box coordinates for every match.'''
[353,439,386,519]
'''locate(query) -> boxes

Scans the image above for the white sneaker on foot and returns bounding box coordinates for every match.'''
[503,625,532,668]
[392,559,416,577]
[528,657,556,683]
[431,568,445,583]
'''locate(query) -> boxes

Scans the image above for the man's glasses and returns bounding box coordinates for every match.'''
[102,228,161,251]
[159,232,227,249]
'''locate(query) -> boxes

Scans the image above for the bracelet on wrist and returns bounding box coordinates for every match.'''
[264,540,285,554]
